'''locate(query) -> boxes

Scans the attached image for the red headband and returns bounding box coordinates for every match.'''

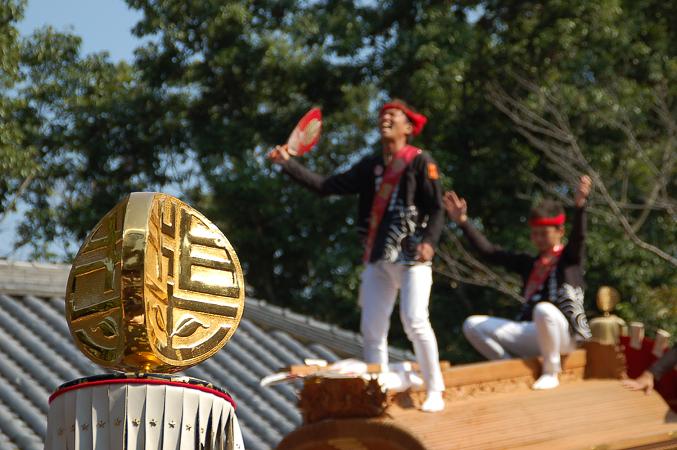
[380,102,428,136]
[529,213,566,227]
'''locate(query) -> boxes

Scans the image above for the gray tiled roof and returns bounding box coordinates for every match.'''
[0,260,414,450]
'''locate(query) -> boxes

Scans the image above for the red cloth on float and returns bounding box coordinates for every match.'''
[620,335,677,412]
[380,102,428,136]
[529,213,566,227]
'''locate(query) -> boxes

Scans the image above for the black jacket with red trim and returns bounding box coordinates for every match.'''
[458,207,592,340]
[280,150,444,264]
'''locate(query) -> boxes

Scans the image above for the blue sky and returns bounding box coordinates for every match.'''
[17,0,142,61]
[1,0,140,260]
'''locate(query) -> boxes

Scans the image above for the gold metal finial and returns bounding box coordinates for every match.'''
[590,286,625,345]
[66,193,245,373]
[596,286,620,316]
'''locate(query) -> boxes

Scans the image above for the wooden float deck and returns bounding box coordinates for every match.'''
[388,379,676,449]
[278,350,677,449]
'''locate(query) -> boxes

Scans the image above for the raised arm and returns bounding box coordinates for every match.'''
[443,191,533,273]
[269,144,363,196]
[564,175,592,263]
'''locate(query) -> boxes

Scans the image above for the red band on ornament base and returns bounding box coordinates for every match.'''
[49,377,237,410]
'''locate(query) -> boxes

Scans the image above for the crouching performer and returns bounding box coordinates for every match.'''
[269,100,446,411]
[444,176,593,390]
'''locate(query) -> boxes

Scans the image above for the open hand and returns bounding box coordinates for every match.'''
[443,191,468,224]
[574,175,592,207]
[621,371,654,394]
[268,144,290,165]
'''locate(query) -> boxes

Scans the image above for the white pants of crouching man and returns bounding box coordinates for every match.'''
[463,302,576,374]
[359,261,446,393]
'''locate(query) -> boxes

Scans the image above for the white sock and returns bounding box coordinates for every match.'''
[421,390,445,412]
[532,373,560,390]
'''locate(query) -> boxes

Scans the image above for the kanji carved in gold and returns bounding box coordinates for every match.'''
[66,193,245,373]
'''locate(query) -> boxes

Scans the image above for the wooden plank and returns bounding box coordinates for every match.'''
[595,431,677,450]
[443,350,586,387]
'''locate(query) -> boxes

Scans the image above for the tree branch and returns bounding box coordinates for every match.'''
[435,228,524,304]
[487,74,677,267]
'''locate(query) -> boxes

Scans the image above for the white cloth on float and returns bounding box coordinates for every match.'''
[260,358,424,392]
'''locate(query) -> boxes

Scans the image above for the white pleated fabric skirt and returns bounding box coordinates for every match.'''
[45,375,244,450]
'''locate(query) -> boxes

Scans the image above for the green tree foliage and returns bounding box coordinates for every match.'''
[0,0,39,226]
[2,0,674,359]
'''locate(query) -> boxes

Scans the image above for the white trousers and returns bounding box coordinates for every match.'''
[359,261,445,392]
[462,302,575,374]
